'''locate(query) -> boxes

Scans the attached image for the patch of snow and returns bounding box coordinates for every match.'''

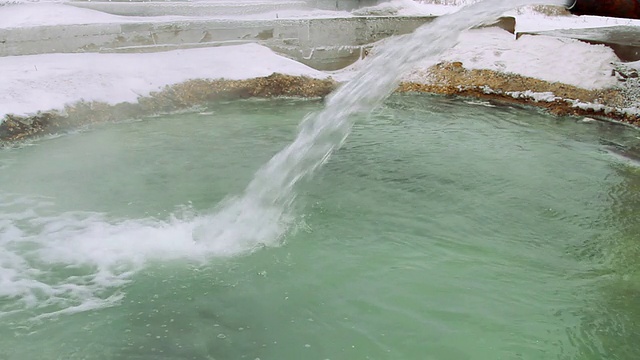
[623,107,640,116]
[0,0,58,5]
[566,100,639,118]
[514,11,640,33]
[627,61,640,71]
[0,3,351,29]
[425,28,618,90]
[570,101,608,112]
[0,3,182,28]
[507,90,559,102]
[479,85,496,94]
[0,44,327,119]
[568,100,640,119]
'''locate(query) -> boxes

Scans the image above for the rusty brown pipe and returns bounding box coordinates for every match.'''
[567,0,640,19]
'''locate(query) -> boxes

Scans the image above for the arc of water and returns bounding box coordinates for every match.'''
[198,0,569,250]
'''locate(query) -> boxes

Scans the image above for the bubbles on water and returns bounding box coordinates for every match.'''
[0,192,292,319]
[191,194,291,256]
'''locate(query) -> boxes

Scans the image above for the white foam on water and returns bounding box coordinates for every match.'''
[0,194,290,319]
[0,0,570,319]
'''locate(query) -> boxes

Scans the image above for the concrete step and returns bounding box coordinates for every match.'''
[101,40,255,53]
[0,19,289,57]
[1,15,515,71]
[0,16,439,56]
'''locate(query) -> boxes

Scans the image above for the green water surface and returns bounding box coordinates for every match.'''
[0,95,639,360]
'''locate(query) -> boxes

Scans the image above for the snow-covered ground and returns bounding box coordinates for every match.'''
[356,0,640,31]
[417,27,619,89]
[1,0,638,120]
[4,0,638,29]
[0,3,182,28]
[329,26,620,90]
[0,44,327,119]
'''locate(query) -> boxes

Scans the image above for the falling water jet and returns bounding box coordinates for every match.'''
[195,0,571,248]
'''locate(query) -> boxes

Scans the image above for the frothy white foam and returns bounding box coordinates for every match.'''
[0,193,290,319]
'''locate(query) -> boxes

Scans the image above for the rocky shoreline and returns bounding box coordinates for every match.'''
[2,65,639,146]
[401,62,640,125]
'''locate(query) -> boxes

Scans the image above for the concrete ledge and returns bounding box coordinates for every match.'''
[105,40,255,53]
[1,15,515,71]
[0,16,440,71]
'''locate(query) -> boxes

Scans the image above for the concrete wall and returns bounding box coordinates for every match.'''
[308,0,385,10]
[1,11,514,70]
[1,16,438,70]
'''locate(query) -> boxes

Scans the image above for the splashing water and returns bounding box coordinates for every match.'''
[194,0,570,247]
[0,0,569,317]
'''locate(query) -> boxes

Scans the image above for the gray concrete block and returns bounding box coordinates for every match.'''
[2,15,515,70]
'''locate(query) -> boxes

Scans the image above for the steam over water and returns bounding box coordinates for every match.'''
[1,0,568,318]
[7,1,640,359]
[2,95,640,359]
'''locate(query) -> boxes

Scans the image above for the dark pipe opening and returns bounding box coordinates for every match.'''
[568,0,640,19]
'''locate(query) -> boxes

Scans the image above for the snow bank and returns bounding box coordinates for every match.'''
[515,11,640,32]
[628,61,640,71]
[0,44,327,118]
[355,0,640,32]
[0,3,151,28]
[406,28,619,90]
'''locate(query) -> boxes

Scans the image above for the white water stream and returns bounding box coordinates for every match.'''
[194,0,570,251]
